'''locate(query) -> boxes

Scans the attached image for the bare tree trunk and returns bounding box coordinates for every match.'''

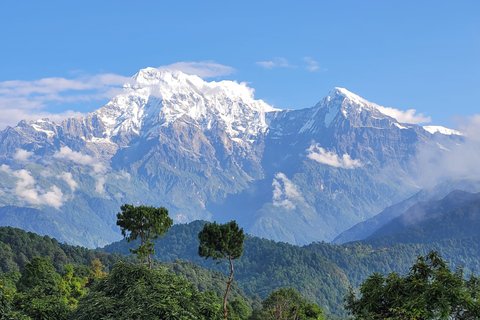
[223,255,234,319]
[141,236,146,266]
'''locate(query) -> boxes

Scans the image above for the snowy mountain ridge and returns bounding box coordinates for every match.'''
[24,69,463,146]
[423,125,464,136]
[93,68,278,144]
[0,66,468,247]
[320,87,394,127]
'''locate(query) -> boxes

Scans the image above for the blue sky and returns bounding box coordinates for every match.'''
[1,0,478,130]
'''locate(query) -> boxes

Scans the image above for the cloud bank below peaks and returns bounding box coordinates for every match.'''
[0,165,65,209]
[53,146,107,194]
[272,172,305,210]
[414,114,480,187]
[307,143,362,169]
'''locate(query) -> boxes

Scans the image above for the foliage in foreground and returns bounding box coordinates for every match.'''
[104,220,349,317]
[345,251,480,320]
[71,262,223,320]
[0,256,95,320]
[251,287,325,320]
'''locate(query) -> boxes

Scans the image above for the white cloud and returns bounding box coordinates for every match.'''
[0,74,129,96]
[116,170,131,181]
[256,57,291,69]
[459,114,480,140]
[0,165,65,209]
[53,146,105,173]
[58,172,77,192]
[256,61,276,69]
[40,170,53,178]
[272,172,305,210]
[307,143,362,169]
[38,186,64,209]
[95,176,106,194]
[158,61,235,78]
[303,57,320,72]
[14,149,34,162]
[53,146,107,195]
[415,114,480,187]
[376,105,431,124]
[0,73,130,130]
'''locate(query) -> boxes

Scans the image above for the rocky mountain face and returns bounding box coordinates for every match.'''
[0,68,465,247]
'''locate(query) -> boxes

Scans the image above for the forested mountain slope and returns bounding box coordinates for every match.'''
[4,186,480,320]
[366,190,480,244]
[0,226,257,309]
[102,213,480,318]
[102,220,350,317]
[333,178,480,244]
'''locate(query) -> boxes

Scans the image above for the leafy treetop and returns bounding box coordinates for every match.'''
[198,220,245,261]
[345,251,480,320]
[116,204,173,268]
[198,220,245,319]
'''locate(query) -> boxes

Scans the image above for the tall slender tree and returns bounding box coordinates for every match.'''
[198,220,245,319]
[116,204,173,269]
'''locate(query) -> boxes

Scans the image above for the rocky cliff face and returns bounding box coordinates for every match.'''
[0,68,463,247]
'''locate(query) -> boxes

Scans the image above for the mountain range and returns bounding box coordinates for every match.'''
[0,67,469,247]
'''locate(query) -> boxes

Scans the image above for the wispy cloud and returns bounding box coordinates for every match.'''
[415,115,480,187]
[376,105,431,124]
[0,73,130,130]
[307,143,362,169]
[58,172,78,192]
[158,61,235,78]
[272,172,305,210]
[53,146,105,173]
[256,57,291,69]
[303,57,320,72]
[53,146,107,194]
[0,74,129,96]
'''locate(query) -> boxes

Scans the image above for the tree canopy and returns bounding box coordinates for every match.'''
[72,262,222,320]
[345,251,480,319]
[116,204,173,268]
[253,287,325,320]
[198,220,245,318]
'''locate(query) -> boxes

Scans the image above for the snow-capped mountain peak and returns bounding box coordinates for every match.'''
[94,68,279,142]
[328,87,372,107]
[318,87,389,127]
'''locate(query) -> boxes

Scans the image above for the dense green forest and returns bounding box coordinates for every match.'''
[103,220,350,317]
[0,226,325,319]
[3,188,480,319]
[102,213,480,318]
